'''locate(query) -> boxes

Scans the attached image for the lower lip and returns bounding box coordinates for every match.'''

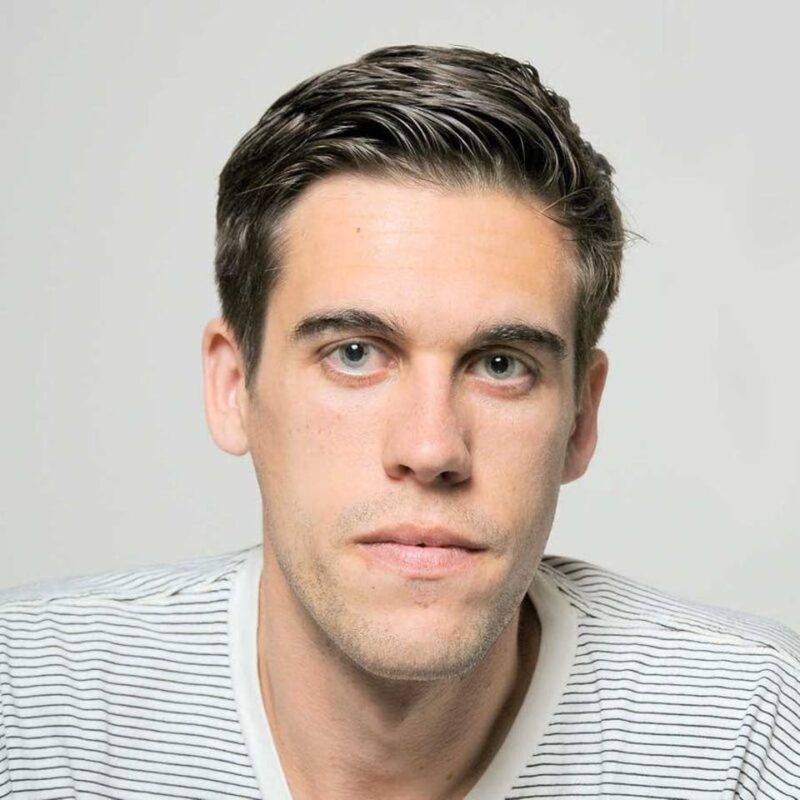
[356,542,483,578]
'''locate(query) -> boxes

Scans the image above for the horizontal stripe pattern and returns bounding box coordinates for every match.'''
[0,548,261,799]
[509,558,800,798]
[2,548,799,798]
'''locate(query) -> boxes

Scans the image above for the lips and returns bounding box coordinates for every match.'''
[355,523,485,551]
[354,524,487,578]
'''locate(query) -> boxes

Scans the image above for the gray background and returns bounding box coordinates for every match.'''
[2,1,798,629]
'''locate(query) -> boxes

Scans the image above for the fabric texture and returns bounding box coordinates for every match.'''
[1,544,798,799]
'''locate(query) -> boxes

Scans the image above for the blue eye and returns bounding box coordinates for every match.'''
[330,341,379,372]
[472,352,531,381]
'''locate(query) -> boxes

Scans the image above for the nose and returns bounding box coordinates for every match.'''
[381,360,472,487]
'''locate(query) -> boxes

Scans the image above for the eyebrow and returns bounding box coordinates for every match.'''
[289,307,568,361]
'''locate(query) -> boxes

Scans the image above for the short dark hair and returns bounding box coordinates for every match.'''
[215,44,626,393]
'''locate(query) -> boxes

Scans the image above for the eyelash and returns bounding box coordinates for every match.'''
[320,340,539,385]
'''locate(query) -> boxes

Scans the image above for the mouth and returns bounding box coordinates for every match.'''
[355,523,485,550]
[354,524,486,578]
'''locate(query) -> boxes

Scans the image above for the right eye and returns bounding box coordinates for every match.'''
[322,341,390,376]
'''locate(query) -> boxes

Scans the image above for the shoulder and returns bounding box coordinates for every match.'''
[0,544,259,668]
[0,544,257,609]
[539,553,800,667]
[0,543,259,708]
[536,555,800,792]
[0,547,263,795]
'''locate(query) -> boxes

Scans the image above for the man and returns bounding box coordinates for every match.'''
[1,43,798,799]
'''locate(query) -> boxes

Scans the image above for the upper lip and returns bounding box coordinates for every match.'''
[356,524,485,550]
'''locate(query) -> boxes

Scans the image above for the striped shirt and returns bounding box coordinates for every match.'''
[1,544,798,798]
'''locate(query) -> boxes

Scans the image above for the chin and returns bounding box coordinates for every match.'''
[330,611,501,682]
[351,644,487,682]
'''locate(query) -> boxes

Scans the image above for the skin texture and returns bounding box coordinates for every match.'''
[202,173,608,799]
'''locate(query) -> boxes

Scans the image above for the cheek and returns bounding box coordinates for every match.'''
[479,396,570,470]
[303,400,375,477]
[255,386,377,511]
[475,404,571,527]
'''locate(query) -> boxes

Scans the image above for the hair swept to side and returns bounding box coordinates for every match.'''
[215,43,628,392]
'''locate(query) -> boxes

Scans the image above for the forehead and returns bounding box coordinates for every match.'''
[271,173,577,349]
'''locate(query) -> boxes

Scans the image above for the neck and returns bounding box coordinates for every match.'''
[256,553,540,800]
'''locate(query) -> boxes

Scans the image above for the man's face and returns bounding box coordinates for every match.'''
[241,173,585,680]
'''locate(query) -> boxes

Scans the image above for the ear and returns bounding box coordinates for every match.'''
[561,348,608,484]
[201,317,250,456]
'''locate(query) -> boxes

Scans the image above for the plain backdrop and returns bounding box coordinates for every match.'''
[1,1,798,630]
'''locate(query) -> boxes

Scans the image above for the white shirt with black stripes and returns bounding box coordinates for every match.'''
[1,544,798,799]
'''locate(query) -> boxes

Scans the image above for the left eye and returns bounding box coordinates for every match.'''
[468,352,531,381]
